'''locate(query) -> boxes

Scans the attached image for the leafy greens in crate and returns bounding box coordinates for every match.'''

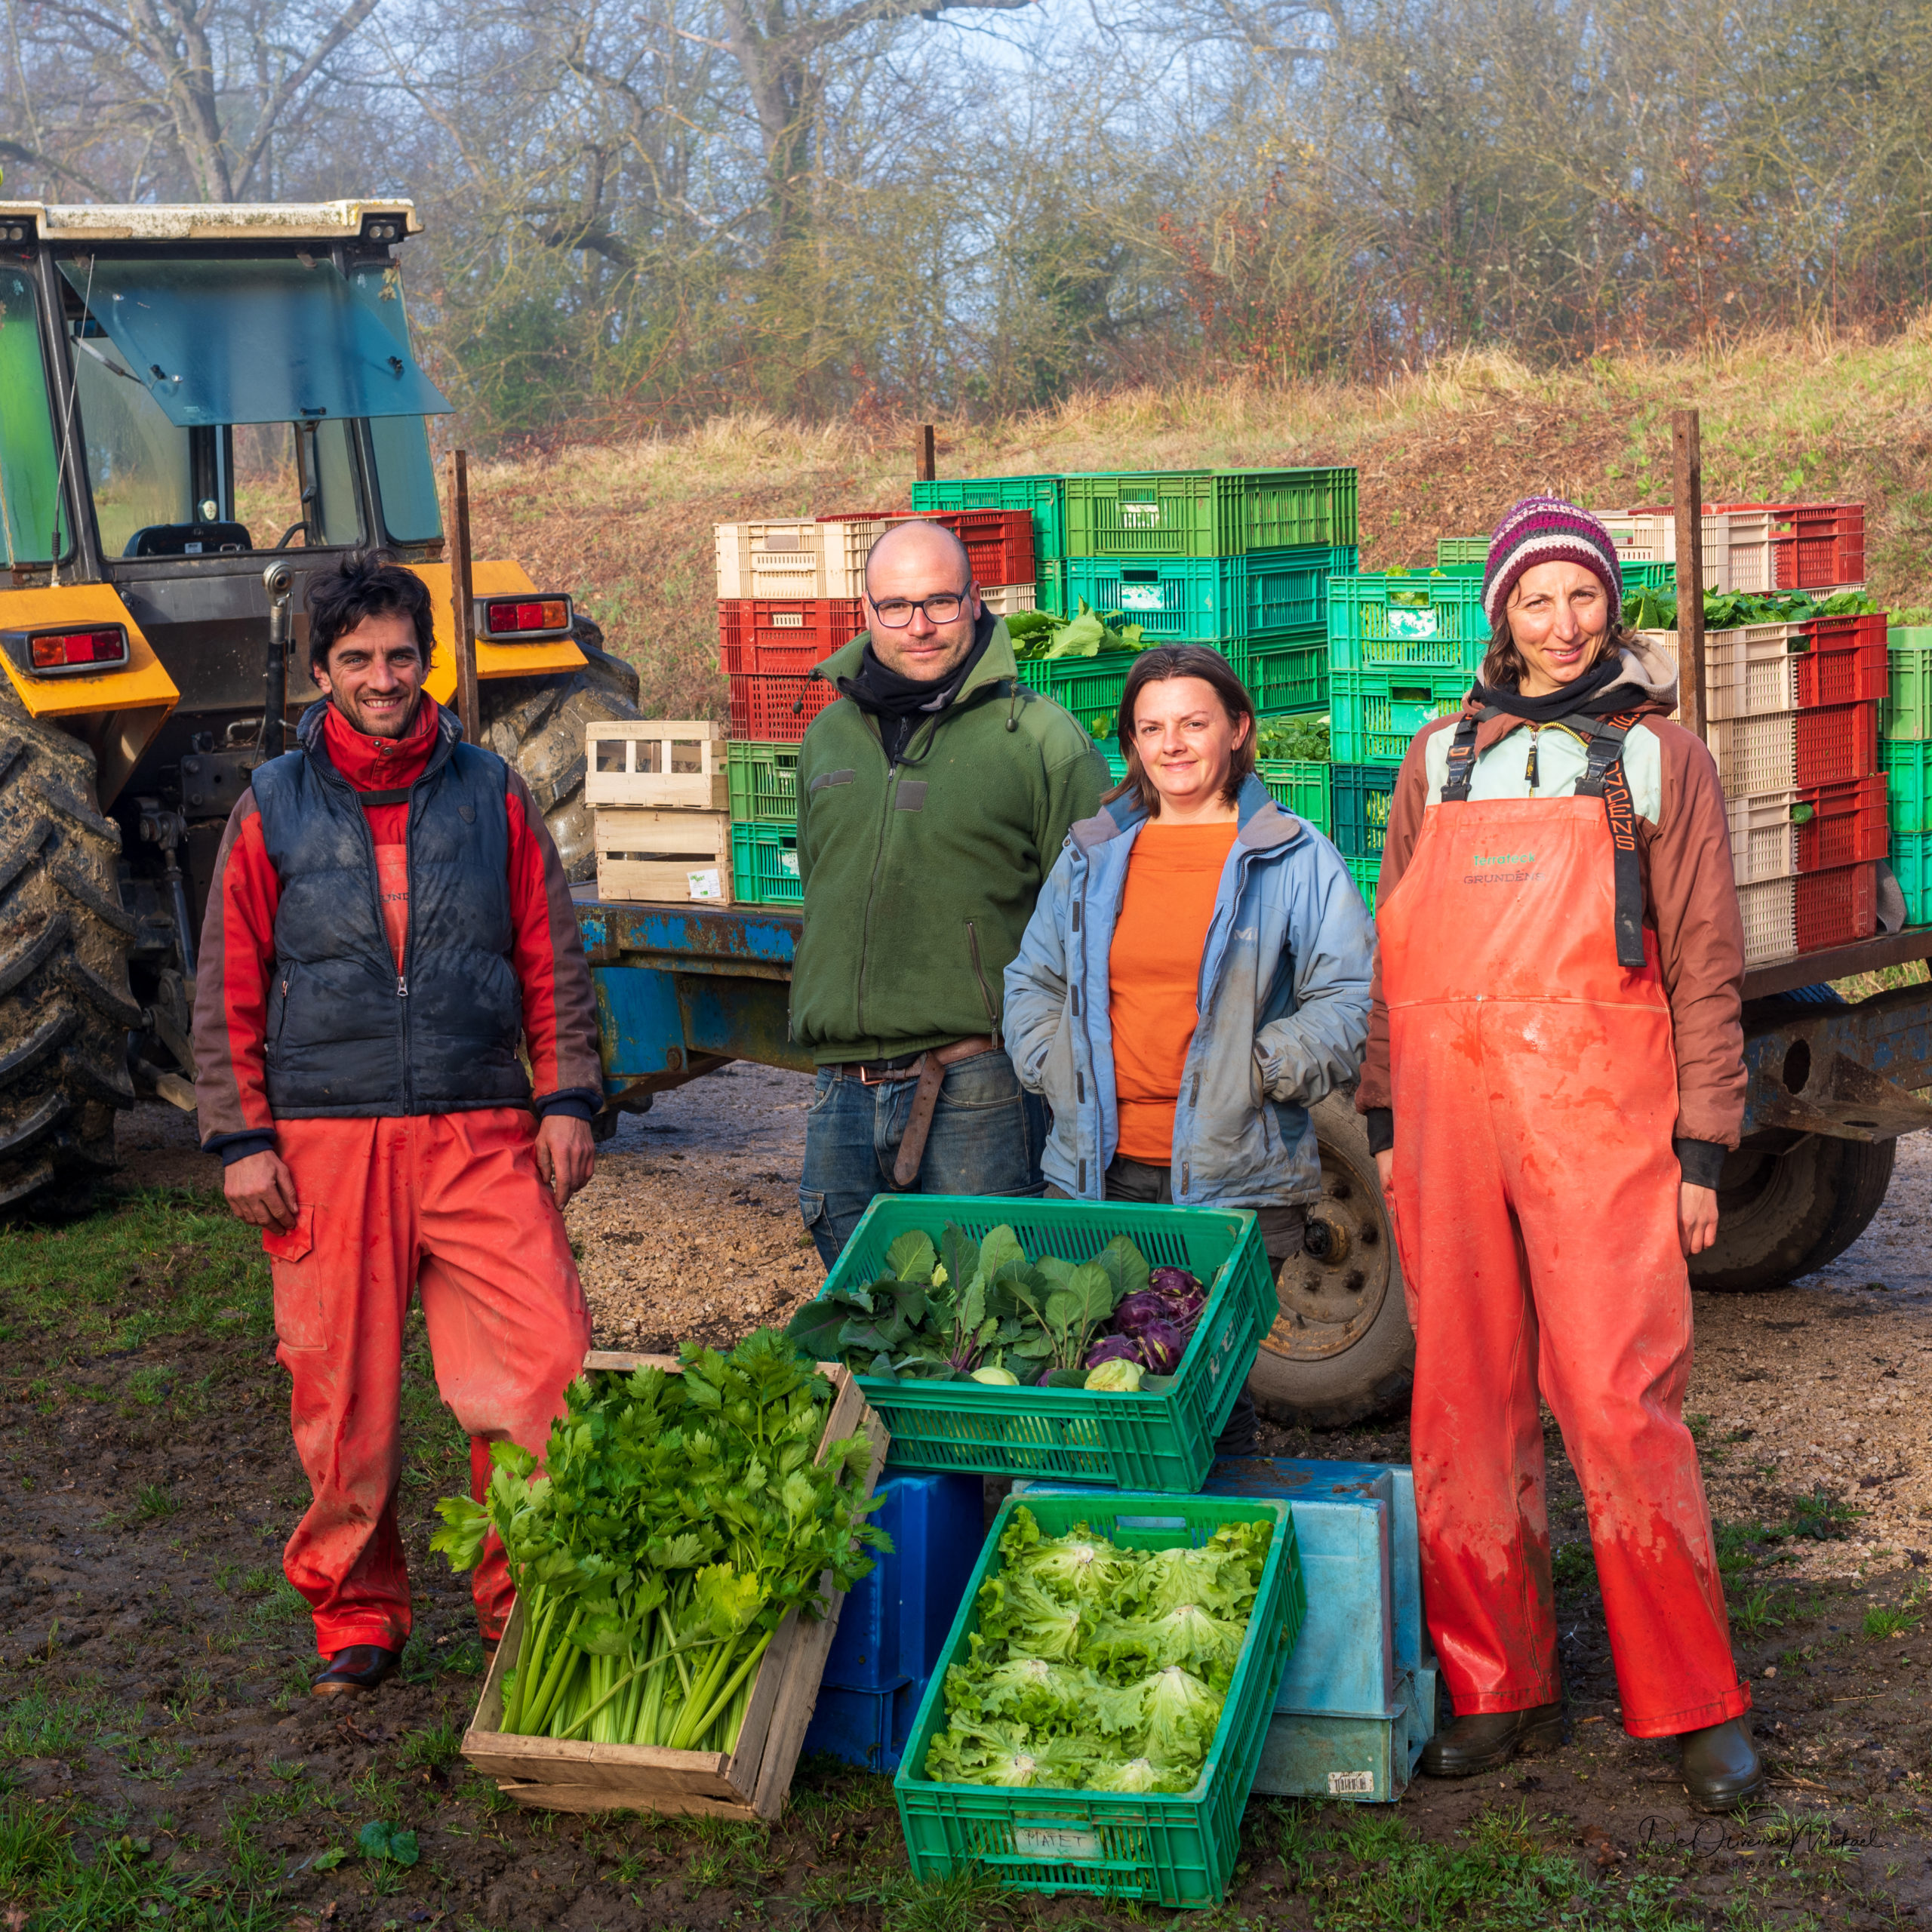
[432,1331,887,1752]
[918,1505,1272,1793]
[783,1224,1207,1393]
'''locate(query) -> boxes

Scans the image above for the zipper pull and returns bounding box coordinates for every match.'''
[397,973,408,998]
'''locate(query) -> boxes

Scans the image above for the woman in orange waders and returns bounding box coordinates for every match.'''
[1358,497,1761,1810]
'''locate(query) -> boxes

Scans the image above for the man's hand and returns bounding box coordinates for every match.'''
[1374,1149,1393,1195]
[535,1114,595,1209]
[225,1149,299,1231]
[1679,1183,1719,1257]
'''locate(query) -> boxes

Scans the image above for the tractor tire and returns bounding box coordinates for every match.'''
[1690,1132,1897,1293]
[0,680,139,1214]
[1247,1092,1415,1430]
[479,616,642,882]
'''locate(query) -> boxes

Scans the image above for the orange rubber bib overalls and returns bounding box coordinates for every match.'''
[1379,710,1750,1739]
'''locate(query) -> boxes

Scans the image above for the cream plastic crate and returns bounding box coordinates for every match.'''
[978,582,1038,616]
[1706,712,1797,797]
[1735,875,1797,965]
[715,519,881,600]
[1635,626,1801,722]
[1595,508,1777,595]
[586,721,728,810]
[1725,790,1798,885]
[594,807,731,903]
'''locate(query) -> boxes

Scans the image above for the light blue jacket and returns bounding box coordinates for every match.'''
[1003,773,1376,1208]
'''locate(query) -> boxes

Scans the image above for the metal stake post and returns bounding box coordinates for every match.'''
[448,451,481,743]
[1672,411,1708,740]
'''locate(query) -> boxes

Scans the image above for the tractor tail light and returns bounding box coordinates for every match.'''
[479,595,572,641]
[5,625,131,676]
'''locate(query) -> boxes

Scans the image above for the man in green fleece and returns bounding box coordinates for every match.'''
[792,520,1109,1263]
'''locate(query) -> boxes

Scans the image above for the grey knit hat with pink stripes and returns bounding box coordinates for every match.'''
[1481,497,1623,626]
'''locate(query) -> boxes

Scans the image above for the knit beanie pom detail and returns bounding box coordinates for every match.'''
[1481,497,1624,628]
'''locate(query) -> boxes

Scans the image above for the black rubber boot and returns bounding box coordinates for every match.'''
[1680,1718,1765,1812]
[311,1645,401,1697]
[1420,1701,1567,1777]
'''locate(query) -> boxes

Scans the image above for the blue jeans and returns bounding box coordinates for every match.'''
[798,1048,1048,1267]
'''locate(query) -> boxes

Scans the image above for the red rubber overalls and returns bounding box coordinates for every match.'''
[1379,712,1749,1739]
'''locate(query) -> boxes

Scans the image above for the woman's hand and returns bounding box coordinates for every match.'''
[1678,1183,1719,1257]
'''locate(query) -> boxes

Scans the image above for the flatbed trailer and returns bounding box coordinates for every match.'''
[573,893,1932,1425]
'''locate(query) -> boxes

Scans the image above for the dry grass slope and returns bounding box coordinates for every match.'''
[465,328,1932,720]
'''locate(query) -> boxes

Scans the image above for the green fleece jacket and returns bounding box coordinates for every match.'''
[791,620,1109,1063]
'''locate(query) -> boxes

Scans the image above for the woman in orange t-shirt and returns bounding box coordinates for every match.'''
[1005,646,1377,1454]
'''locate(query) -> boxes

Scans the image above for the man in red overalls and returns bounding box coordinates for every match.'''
[1358,498,1762,1810]
[192,553,600,1696]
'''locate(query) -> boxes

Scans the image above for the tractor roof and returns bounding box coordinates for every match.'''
[0,199,420,243]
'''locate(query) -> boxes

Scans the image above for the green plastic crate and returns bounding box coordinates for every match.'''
[1017,649,1142,741]
[1894,830,1932,924]
[1064,469,1357,559]
[1883,740,1932,833]
[1256,758,1330,833]
[895,1490,1306,1908]
[1331,763,1397,862]
[1328,571,1490,673]
[812,1194,1278,1490]
[1066,549,1355,645]
[1886,629,1932,740]
[1329,669,1469,764]
[729,822,800,905]
[1038,560,1070,617]
[1345,855,1379,913]
[725,740,800,826]
[1240,628,1327,715]
[912,475,1067,561]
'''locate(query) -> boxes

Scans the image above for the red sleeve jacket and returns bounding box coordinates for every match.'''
[192,704,604,1161]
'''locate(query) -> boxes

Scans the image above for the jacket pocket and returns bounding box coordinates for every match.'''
[964,920,998,1029]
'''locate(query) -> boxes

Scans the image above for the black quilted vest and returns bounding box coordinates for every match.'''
[251,702,530,1117]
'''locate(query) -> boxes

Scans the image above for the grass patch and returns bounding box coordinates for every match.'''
[1863,1604,1916,1638]
[1550,1543,1597,1589]
[1773,1489,1864,1545]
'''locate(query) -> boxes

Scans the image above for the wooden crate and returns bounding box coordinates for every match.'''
[594,807,731,903]
[462,1354,889,1820]
[586,721,729,811]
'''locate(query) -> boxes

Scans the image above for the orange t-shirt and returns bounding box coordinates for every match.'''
[1107,819,1240,1164]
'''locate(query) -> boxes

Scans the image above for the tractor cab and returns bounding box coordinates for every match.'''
[0,202,635,1213]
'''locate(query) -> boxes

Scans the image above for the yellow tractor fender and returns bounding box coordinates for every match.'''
[405,559,587,708]
[0,583,178,808]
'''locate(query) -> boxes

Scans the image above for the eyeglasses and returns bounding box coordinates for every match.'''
[869,587,973,628]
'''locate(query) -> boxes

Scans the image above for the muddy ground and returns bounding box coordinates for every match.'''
[3,1095,1930,1930]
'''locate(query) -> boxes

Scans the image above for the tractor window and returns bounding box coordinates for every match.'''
[232,421,362,550]
[0,266,65,565]
[72,326,195,558]
[370,416,442,543]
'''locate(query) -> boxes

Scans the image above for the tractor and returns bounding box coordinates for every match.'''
[0,197,639,1212]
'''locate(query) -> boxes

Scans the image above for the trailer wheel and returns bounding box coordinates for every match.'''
[1690,1132,1897,1293]
[480,617,642,881]
[0,681,138,1214]
[1247,1093,1415,1429]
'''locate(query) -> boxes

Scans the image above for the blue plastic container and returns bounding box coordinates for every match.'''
[802,1472,984,1774]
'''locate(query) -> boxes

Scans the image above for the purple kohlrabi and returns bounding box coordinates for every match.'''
[1085,1334,1143,1371]
[1135,1318,1188,1376]
[1111,1291,1171,1338]
[1148,1266,1201,1301]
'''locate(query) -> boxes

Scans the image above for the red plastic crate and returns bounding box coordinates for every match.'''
[1794,700,1879,787]
[1795,774,1888,872]
[816,508,1035,588]
[1795,861,1878,952]
[728,672,838,741]
[1766,503,1863,590]
[718,598,865,675]
[1792,613,1886,708]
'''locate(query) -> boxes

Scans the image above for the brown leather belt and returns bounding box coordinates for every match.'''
[826,1035,1000,1189]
